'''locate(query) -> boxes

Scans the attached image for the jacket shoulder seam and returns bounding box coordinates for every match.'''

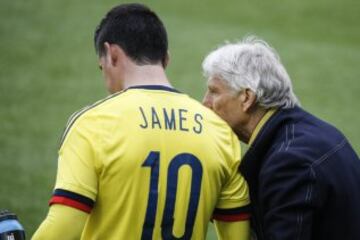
[312,138,347,167]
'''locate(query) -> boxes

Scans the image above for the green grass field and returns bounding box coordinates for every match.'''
[1,0,359,238]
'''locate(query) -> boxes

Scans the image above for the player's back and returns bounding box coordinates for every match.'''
[55,86,249,239]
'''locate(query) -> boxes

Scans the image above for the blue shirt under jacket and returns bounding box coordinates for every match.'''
[240,106,360,240]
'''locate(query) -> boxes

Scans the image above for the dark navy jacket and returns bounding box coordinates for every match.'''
[240,106,360,240]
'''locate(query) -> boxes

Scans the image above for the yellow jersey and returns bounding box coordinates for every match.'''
[50,85,250,239]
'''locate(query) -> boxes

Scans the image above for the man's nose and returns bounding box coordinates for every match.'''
[202,94,212,109]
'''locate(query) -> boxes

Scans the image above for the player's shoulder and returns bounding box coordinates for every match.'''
[183,95,226,123]
[59,91,125,147]
[187,96,235,135]
[184,95,240,149]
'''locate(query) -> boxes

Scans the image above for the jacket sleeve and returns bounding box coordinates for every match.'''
[259,151,320,240]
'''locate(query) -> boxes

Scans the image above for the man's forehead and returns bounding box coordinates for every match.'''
[207,76,220,83]
[207,76,227,87]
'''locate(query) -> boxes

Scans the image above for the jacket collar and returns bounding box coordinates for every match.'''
[239,106,301,187]
[248,108,278,146]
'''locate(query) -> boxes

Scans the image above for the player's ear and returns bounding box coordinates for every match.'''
[104,42,126,67]
[162,51,170,69]
[103,42,113,66]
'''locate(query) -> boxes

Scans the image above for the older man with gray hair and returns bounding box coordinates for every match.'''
[202,36,360,240]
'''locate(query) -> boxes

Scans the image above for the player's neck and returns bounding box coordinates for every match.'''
[122,64,172,89]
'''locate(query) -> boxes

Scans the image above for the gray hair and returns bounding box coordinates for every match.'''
[202,36,300,109]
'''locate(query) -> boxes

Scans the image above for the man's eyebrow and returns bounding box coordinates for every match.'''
[208,85,217,90]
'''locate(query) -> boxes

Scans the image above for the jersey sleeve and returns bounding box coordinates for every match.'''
[213,133,251,222]
[49,113,100,213]
[214,219,250,240]
[32,204,88,240]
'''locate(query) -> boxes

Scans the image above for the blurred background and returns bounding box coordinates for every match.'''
[1,0,359,238]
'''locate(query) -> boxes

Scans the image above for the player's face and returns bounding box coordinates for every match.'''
[203,77,245,129]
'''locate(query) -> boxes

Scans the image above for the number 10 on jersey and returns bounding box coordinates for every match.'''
[141,151,203,240]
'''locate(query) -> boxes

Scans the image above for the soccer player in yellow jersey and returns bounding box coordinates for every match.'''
[32,3,250,240]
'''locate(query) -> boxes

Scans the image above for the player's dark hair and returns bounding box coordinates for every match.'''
[94,3,168,67]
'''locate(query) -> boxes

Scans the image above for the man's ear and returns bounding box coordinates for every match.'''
[240,89,257,112]
[103,42,113,65]
[103,42,127,67]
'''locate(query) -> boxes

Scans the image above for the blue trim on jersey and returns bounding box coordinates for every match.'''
[59,90,124,148]
[53,189,95,208]
[127,85,181,93]
[213,204,251,215]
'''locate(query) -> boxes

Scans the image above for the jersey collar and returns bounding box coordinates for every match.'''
[126,85,181,93]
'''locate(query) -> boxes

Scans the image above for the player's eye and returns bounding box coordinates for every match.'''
[98,65,103,71]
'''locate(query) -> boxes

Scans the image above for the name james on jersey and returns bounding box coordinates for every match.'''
[138,106,203,134]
